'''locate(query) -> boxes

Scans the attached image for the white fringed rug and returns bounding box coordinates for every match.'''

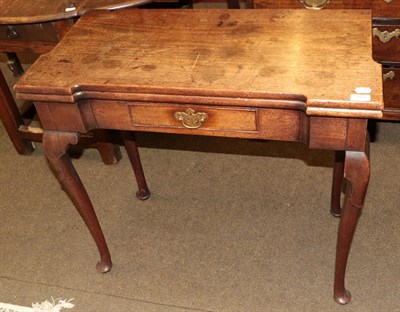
[0,298,74,312]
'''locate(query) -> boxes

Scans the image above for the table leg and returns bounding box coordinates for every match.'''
[0,68,34,154]
[334,143,370,304]
[331,151,345,217]
[42,131,112,273]
[121,131,150,200]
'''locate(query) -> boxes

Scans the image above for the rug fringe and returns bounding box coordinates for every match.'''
[0,298,74,312]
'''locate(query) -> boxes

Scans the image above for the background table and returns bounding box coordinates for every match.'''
[0,0,151,162]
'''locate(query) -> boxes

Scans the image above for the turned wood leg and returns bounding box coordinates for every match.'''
[0,68,34,154]
[6,53,24,77]
[331,151,345,217]
[334,143,370,304]
[93,129,122,165]
[42,131,112,273]
[121,131,150,200]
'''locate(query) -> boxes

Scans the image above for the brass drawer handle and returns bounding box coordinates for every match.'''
[373,27,400,43]
[383,71,395,82]
[174,108,208,129]
[384,0,393,3]
[299,0,330,10]
[6,26,19,40]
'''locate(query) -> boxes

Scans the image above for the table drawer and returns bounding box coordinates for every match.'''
[373,21,400,63]
[89,101,306,141]
[128,103,258,132]
[383,67,400,112]
[0,22,59,42]
[252,0,400,17]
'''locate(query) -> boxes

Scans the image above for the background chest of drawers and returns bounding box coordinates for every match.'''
[251,0,400,120]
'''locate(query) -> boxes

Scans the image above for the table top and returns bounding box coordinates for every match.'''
[0,0,151,24]
[15,9,383,117]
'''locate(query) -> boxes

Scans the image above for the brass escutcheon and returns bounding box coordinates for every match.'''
[174,108,208,129]
[383,71,395,82]
[299,0,330,10]
[373,27,400,43]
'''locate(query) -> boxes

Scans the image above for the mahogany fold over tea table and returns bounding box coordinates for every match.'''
[15,9,383,304]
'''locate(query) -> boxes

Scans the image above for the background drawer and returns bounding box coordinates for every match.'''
[373,21,400,63]
[0,22,59,42]
[252,0,400,18]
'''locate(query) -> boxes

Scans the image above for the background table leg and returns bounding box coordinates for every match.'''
[93,129,122,165]
[334,145,370,304]
[0,68,34,155]
[331,150,345,217]
[121,131,150,200]
[227,0,240,8]
[6,53,24,77]
[42,131,112,273]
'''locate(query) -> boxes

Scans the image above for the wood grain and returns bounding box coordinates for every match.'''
[15,9,383,118]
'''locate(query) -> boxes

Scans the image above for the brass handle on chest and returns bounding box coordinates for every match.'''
[383,71,395,82]
[174,108,208,129]
[373,27,400,43]
[384,0,393,3]
[299,0,330,10]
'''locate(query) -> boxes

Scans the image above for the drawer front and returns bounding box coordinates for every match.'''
[382,67,400,112]
[0,22,59,42]
[90,101,306,142]
[373,23,400,63]
[129,103,258,132]
[253,0,400,17]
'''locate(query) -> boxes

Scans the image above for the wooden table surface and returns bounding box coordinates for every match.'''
[16,9,383,118]
[0,0,151,23]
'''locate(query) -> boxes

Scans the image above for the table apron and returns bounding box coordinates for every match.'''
[34,100,368,152]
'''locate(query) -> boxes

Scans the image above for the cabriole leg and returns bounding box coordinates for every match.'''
[42,131,112,273]
[334,143,370,304]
